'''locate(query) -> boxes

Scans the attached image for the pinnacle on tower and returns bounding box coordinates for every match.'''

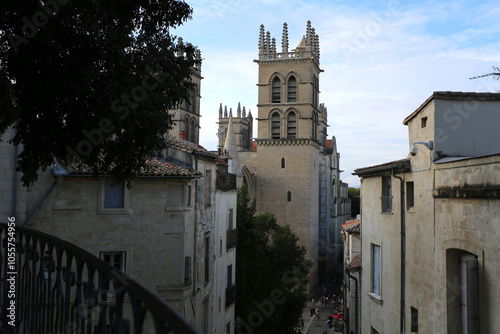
[229,107,233,117]
[176,37,184,57]
[306,20,312,49]
[223,114,242,175]
[259,24,265,54]
[237,102,241,118]
[224,105,228,118]
[219,103,223,118]
[282,22,289,53]
[271,37,276,54]
[266,31,271,54]
[242,106,246,118]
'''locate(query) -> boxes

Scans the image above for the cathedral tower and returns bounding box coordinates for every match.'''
[254,21,329,289]
[170,42,203,144]
[217,102,253,151]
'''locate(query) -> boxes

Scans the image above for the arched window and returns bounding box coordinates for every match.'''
[190,118,196,142]
[281,158,285,169]
[271,112,280,139]
[287,191,292,202]
[271,77,281,103]
[287,76,297,102]
[287,111,296,139]
[311,112,318,140]
[185,116,190,141]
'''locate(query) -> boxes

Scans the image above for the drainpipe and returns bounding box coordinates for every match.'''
[392,173,405,334]
[22,176,57,227]
[346,269,359,334]
[12,141,19,219]
[192,158,199,298]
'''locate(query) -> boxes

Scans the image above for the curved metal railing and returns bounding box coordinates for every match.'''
[0,222,201,334]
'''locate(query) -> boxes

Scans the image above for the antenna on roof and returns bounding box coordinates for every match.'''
[469,66,500,80]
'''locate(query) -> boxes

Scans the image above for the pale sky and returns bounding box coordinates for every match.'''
[174,0,500,187]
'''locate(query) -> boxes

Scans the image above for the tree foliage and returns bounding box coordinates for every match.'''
[236,184,311,334]
[0,0,198,185]
[348,187,360,218]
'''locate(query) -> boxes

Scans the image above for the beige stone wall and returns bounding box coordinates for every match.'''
[22,158,220,332]
[255,141,320,289]
[359,175,403,334]
[0,127,27,223]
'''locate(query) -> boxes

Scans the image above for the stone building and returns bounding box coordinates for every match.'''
[341,218,361,334]
[1,50,238,333]
[218,21,350,292]
[353,92,500,333]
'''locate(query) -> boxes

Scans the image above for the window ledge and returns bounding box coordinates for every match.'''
[98,209,130,215]
[165,206,191,211]
[368,292,383,304]
[380,211,393,215]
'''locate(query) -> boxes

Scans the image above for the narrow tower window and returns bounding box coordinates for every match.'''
[281,157,285,169]
[271,112,280,139]
[287,111,297,138]
[287,191,292,202]
[272,77,281,103]
[287,76,297,102]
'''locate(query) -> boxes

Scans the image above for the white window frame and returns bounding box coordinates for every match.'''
[98,180,130,214]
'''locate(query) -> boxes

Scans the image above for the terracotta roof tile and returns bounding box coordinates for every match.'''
[341,219,361,233]
[58,158,202,178]
[347,254,361,271]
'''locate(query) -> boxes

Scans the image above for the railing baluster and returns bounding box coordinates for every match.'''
[1,224,201,334]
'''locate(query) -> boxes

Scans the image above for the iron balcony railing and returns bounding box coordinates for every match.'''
[0,223,201,334]
[216,171,236,191]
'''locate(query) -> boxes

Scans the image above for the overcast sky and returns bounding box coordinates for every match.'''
[174,0,500,187]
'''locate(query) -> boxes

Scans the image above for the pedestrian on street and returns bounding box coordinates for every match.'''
[316,308,320,320]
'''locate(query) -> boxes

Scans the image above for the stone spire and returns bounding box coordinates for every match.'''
[219,103,223,118]
[237,102,241,118]
[229,107,233,117]
[259,24,265,54]
[224,114,242,175]
[224,105,228,118]
[282,22,289,53]
[271,37,276,54]
[242,106,246,118]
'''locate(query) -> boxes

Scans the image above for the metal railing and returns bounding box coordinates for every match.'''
[0,223,201,334]
[216,171,236,191]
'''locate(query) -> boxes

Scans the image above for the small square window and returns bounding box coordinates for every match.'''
[421,117,427,128]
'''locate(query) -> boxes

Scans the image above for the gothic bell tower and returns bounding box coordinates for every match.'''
[254,21,328,290]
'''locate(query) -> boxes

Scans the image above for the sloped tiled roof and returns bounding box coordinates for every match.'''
[56,158,202,178]
[168,134,209,154]
[347,254,361,271]
[341,219,361,233]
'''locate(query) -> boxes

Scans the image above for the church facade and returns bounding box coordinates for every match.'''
[218,21,350,291]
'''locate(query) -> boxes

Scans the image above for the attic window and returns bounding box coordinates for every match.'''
[421,117,427,128]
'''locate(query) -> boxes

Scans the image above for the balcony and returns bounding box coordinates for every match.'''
[225,284,237,308]
[216,170,236,191]
[226,229,238,250]
[0,223,201,334]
